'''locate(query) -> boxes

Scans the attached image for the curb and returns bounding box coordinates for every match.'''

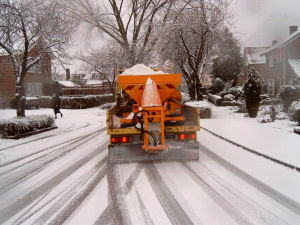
[3,126,57,139]
[201,127,300,172]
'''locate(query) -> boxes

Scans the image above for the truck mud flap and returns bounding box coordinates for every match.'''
[108,141,199,163]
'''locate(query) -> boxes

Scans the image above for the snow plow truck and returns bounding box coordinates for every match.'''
[106,64,200,163]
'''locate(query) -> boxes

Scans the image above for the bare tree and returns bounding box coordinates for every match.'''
[57,0,176,66]
[0,0,73,116]
[78,42,126,97]
[158,0,233,100]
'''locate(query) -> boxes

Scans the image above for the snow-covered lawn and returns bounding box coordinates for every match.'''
[198,103,300,167]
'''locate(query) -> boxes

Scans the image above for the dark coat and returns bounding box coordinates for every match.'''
[52,96,61,113]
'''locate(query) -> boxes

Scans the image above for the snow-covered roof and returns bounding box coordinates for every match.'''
[120,64,166,75]
[83,74,91,80]
[85,79,103,85]
[58,80,80,87]
[288,59,300,77]
[244,47,269,64]
[261,30,300,55]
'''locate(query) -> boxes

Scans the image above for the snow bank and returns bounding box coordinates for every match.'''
[121,64,166,75]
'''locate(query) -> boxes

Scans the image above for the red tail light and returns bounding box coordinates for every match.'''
[111,136,132,144]
[177,133,196,141]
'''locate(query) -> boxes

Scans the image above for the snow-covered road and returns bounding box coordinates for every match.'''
[0,107,300,225]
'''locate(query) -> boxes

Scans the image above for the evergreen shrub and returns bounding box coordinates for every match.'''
[288,100,300,125]
[243,68,262,118]
[279,85,300,111]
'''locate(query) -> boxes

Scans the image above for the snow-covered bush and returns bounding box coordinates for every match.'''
[39,94,113,109]
[279,85,300,111]
[243,68,263,118]
[288,100,300,124]
[219,86,243,101]
[207,94,222,106]
[209,78,225,94]
[223,94,234,101]
[181,92,191,103]
[0,115,55,138]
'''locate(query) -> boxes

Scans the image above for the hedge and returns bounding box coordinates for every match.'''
[0,115,55,138]
[40,94,114,109]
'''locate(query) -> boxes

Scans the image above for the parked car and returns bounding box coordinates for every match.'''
[25,97,40,109]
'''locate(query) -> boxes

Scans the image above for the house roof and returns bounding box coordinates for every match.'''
[261,30,300,55]
[288,59,300,77]
[58,80,80,88]
[244,47,269,64]
[85,79,103,86]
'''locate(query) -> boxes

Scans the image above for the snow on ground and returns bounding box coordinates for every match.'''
[1,104,300,224]
[199,102,300,167]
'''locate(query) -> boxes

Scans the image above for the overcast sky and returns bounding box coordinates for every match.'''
[64,0,300,73]
[234,0,300,47]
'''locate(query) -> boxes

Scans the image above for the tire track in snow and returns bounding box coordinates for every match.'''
[94,164,144,225]
[187,160,292,225]
[93,195,120,225]
[46,158,108,225]
[135,189,155,225]
[14,158,107,225]
[182,162,252,225]
[145,162,193,225]
[0,127,105,170]
[199,143,300,215]
[0,142,108,224]
[0,130,105,193]
[106,163,132,225]
[0,121,95,151]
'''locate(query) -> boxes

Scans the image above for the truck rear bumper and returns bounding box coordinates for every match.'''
[108,141,199,163]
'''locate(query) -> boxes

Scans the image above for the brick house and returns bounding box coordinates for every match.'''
[201,72,214,88]
[0,43,53,106]
[243,47,270,78]
[261,26,300,94]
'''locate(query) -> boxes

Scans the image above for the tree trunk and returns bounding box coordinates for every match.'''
[16,86,25,117]
[195,79,203,101]
[188,83,196,101]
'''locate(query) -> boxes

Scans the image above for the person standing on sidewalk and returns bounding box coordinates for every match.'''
[52,93,63,119]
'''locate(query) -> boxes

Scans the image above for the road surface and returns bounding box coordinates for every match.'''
[0,108,299,225]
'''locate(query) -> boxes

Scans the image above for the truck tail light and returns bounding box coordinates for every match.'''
[111,136,132,144]
[178,133,195,141]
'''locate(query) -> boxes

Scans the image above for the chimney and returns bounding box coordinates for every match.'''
[289,26,298,35]
[66,68,70,80]
[272,40,278,46]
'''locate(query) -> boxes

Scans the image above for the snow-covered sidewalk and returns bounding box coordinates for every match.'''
[199,103,300,167]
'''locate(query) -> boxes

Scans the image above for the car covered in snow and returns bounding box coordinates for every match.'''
[25,96,40,109]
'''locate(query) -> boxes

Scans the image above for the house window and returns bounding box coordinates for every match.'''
[27,83,42,96]
[267,79,275,95]
[275,78,282,93]
[269,56,274,67]
[27,59,41,73]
